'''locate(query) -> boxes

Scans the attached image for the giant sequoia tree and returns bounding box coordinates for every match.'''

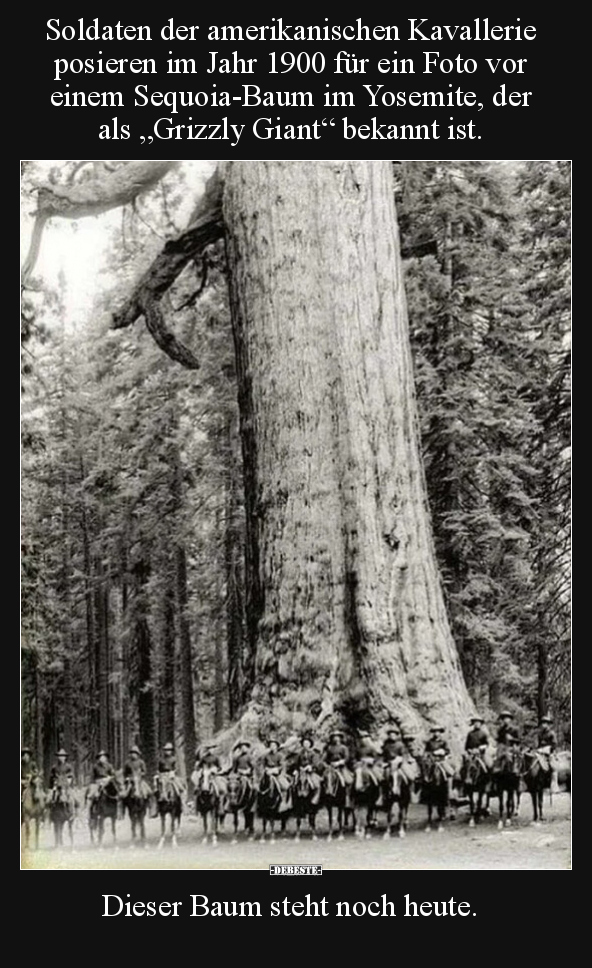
[23,159,473,752]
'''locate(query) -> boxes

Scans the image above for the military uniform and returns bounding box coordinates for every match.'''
[156,744,184,798]
[424,729,455,783]
[323,733,354,786]
[382,733,406,762]
[293,741,322,804]
[123,748,151,798]
[537,718,558,784]
[261,743,291,806]
[21,752,39,783]
[49,752,74,804]
[462,719,494,776]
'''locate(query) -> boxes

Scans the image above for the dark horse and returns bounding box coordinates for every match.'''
[88,775,122,847]
[257,771,290,842]
[463,749,491,827]
[382,758,417,839]
[122,776,151,846]
[522,749,551,823]
[48,779,76,847]
[22,775,46,850]
[226,773,256,842]
[292,767,322,841]
[193,769,227,845]
[421,754,451,832]
[493,745,522,828]
[353,762,383,839]
[322,764,353,841]
[155,772,184,847]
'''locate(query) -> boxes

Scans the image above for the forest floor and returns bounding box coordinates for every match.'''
[22,791,570,871]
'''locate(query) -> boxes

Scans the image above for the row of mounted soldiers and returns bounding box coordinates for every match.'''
[21,711,559,797]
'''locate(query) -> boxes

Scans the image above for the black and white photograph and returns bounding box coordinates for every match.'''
[20,159,571,871]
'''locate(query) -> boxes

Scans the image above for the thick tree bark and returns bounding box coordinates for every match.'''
[223,160,473,748]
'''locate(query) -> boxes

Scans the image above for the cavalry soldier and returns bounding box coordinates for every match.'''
[323,729,354,786]
[156,742,185,798]
[88,750,116,802]
[21,747,38,783]
[260,738,292,808]
[537,715,558,789]
[462,716,494,778]
[49,749,74,799]
[355,729,383,802]
[496,712,520,747]
[123,745,151,798]
[231,740,255,778]
[292,734,322,804]
[158,741,177,773]
[192,743,226,797]
[424,726,455,792]
[382,726,406,762]
[425,726,451,756]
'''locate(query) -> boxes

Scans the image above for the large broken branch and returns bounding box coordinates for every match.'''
[21,160,180,285]
[112,167,225,332]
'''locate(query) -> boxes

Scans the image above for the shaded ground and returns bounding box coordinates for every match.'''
[22,792,570,871]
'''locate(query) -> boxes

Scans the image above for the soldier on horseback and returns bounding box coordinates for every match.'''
[424,726,455,791]
[496,712,521,747]
[123,745,151,798]
[292,735,322,805]
[156,742,185,797]
[21,747,39,791]
[535,715,558,789]
[192,743,227,797]
[260,738,292,809]
[232,740,255,778]
[462,716,494,781]
[324,729,353,784]
[49,748,74,797]
[88,750,116,801]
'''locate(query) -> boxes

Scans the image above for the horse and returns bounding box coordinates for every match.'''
[522,749,551,823]
[122,776,152,846]
[22,775,46,850]
[322,764,353,841]
[463,749,492,827]
[382,757,417,839]
[48,779,77,847]
[421,753,451,832]
[352,761,383,839]
[493,745,522,828]
[154,772,184,847]
[226,773,257,842]
[257,770,290,842]
[192,768,227,845]
[88,775,122,847]
[291,767,322,841]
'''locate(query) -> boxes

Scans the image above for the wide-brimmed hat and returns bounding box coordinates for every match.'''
[540,715,553,724]
[96,750,108,758]
[330,728,344,738]
[129,745,141,755]
[470,716,484,724]
[430,726,445,733]
[498,711,513,719]
[162,742,174,752]
[21,746,32,755]
[402,732,415,741]
[56,749,68,757]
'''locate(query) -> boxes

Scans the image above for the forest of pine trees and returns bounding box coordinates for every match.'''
[21,160,570,781]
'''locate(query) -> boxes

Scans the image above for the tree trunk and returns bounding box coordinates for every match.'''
[133,556,157,776]
[223,160,472,747]
[159,574,176,748]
